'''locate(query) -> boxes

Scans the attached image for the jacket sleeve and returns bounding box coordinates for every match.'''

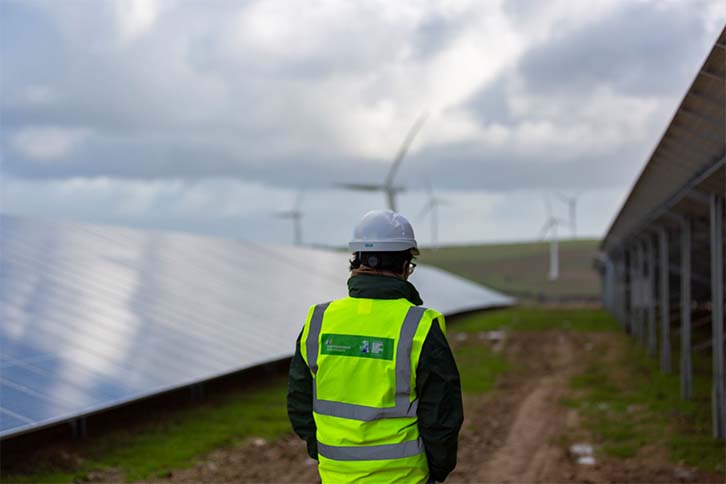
[286,330,318,460]
[415,319,464,482]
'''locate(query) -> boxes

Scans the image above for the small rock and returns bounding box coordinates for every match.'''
[673,467,695,482]
[626,404,641,413]
[577,456,596,466]
[569,443,593,457]
[252,437,267,447]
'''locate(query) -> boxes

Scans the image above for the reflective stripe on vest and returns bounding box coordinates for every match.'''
[306,301,330,374]
[307,304,427,421]
[317,437,425,461]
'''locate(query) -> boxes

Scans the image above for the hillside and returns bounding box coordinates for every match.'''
[419,239,601,301]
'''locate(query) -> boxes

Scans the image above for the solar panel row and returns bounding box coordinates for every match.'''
[0,215,513,438]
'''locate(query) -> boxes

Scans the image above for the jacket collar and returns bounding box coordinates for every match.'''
[347,273,423,306]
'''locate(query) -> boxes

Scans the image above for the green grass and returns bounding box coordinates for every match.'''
[567,337,725,473]
[451,307,619,333]
[453,344,510,395]
[420,239,600,300]
[4,378,291,483]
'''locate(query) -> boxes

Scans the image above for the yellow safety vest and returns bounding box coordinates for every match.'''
[300,296,445,484]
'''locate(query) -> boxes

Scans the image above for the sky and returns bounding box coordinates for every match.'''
[2,0,725,248]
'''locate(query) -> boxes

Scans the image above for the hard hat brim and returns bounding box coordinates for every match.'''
[349,240,419,255]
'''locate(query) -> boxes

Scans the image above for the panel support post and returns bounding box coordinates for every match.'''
[70,417,88,438]
[710,194,725,439]
[629,247,636,339]
[639,242,647,347]
[615,252,625,328]
[647,236,657,358]
[618,254,627,326]
[659,227,671,373]
[680,217,692,400]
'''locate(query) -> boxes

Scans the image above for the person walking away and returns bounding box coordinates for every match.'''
[287,209,463,483]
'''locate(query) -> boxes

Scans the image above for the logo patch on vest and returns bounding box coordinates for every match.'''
[321,333,394,360]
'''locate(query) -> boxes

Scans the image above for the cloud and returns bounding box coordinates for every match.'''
[10,126,90,161]
[1,0,725,243]
[1,0,522,180]
[516,1,715,97]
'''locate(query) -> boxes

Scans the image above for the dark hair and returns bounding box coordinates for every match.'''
[349,250,413,275]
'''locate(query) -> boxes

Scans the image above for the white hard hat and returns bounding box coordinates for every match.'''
[349,210,419,254]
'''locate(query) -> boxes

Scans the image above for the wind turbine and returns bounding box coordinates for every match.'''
[338,113,428,212]
[417,178,449,248]
[275,190,304,246]
[555,192,580,239]
[540,197,566,281]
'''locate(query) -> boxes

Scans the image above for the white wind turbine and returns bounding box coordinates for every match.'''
[555,192,581,239]
[539,196,566,281]
[275,190,305,246]
[337,113,428,212]
[417,178,449,248]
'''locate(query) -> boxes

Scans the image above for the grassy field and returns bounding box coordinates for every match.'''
[450,307,618,333]
[3,380,291,483]
[419,239,601,300]
[564,337,724,472]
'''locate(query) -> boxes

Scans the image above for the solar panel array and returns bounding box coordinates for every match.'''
[0,215,513,439]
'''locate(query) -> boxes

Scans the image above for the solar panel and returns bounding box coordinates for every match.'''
[0,215,513,438]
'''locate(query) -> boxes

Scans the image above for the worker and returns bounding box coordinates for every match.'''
[287,209,463,483]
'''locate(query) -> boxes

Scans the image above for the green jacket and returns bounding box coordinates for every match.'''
[287,274,463,482]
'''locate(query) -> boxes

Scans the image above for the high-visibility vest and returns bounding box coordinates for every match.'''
[300,296,445,484]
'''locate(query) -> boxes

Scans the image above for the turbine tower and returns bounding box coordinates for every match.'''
[555,192,580,239]
[275,190,304,246]
[540,197,565,281]
[417,178,448,248]
[338,113,428,212]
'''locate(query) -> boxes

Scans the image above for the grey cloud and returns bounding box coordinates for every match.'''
[416,140,644,192]
[464,73,518,125]
[517,2,708,96]
[0,0,719,200]
[2,118,645,193]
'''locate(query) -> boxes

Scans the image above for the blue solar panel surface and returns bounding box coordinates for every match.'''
[0,215,513,438]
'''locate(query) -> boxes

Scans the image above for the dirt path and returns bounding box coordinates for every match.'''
[473,334,583,483]
[445,330,594,484]
[145,330,721,484]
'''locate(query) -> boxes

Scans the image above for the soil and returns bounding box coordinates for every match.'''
[142,330,724,484]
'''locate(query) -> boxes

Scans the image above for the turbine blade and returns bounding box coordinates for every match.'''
[336,182,385,192]
[417,200,434,220]
[424,176,433,198]
[539,219,553,239]
[277,209,302,218]
[294,190,305,210]
[384,112,428,188]
[554,192,571,204]
[543,195,552,218]
[386,189,397,211]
